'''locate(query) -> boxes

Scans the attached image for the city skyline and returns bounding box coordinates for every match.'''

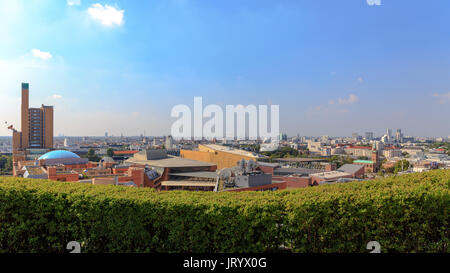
[1,0,449,137]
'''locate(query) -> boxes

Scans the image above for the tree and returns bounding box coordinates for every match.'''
[343,156,354,165]
[394,160,410,174]
[383,166,395,174]
[0,155,13,174]
[106,148,114,157]
[87,149,101,162]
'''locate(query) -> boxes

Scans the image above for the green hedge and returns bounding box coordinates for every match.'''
[0,170,448,253]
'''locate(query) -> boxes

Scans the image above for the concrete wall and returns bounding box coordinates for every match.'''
[12,131,21,152]
[235,174,272,188]
[128,167,144,187]
[226,182,285,192]
[47,167,79,182]
[92,177,115,185]
[272,176,311,188]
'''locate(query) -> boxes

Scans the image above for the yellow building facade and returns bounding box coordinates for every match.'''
[180,144,264,170]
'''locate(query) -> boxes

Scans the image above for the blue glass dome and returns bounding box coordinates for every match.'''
[38,150,81,160]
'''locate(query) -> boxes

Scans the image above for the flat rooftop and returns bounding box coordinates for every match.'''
[274,158,326,162]
[24,166,45,175]
[274,167,323,176]
[311,171,351,180]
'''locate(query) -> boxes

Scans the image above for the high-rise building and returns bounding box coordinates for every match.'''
[13,83,54,150]
[395,129,403,143]
[365,132,374,140]
[165,135,174,149]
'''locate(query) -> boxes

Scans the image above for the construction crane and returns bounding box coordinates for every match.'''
[5,121,17,132]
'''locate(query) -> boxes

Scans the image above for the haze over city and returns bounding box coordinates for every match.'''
[1,0,449,137]
[0,0,449,258]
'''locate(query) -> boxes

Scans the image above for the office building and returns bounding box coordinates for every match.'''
[365,132,374,140]
[12,83,54,150]
[395,129,403,143]
[386,128,392,142]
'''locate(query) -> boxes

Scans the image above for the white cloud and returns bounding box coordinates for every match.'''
[31,49,52,60]
[432,92,450,104]
[52,94,63,99]
[67,0,81,6]
[366,0,381,6]
[88,3,124,26]
[337,94,358,105]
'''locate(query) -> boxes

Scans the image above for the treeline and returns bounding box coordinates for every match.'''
[428,142,450,155]
[0,155,12,175]
[381,159,410,174]
[0,170,448,253]
[261,147,308,160]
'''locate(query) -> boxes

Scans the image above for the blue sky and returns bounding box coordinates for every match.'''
[0,0,449,137]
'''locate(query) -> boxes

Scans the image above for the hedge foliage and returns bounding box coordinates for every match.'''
[0,170,448,253]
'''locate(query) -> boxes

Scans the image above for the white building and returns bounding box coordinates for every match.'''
[165,135,174,149]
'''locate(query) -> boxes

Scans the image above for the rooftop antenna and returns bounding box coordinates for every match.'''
[219,168,232,184]
[239,159,246,174]
[246,160,256,173]
[217,168,234,191]
[5,121,16,132]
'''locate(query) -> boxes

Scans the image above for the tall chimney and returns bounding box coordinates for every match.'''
[21,83,29,149]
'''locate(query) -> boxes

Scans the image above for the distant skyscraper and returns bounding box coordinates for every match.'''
[365,132,374,140]
[386,128,392,141]
[395,129,403,143]
[105,132,108,138]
